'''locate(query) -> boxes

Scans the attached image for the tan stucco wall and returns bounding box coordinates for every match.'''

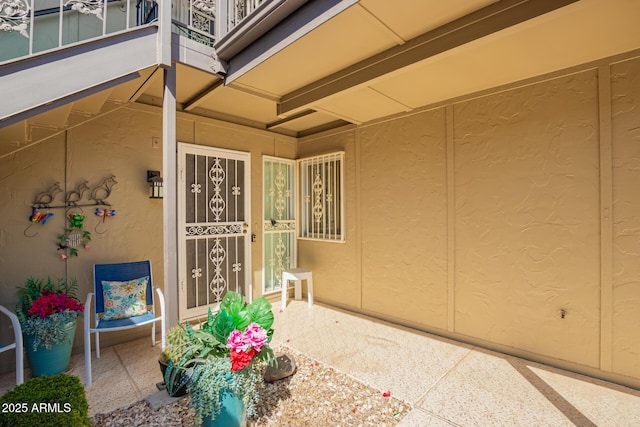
[298,54,640,388]
[454,70,601,368]
[1,53,639,387]
[297,131,360,309]
[0,106,166,357]
[612,57,640,379]
[0,105,296,372]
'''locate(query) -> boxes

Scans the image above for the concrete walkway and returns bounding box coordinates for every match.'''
[2,300,640,425]
[274,301,640,426]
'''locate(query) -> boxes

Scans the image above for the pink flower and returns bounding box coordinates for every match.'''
[227,329,250,352]
[61,254,67,260]
[244,323,268,352]
[84,244,91,250]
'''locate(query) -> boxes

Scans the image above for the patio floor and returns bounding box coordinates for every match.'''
[2,300,640,426]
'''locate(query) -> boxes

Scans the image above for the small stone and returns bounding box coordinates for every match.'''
[264,353,297,382]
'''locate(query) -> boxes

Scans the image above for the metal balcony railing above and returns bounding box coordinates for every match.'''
[0,0,158,63]
[1,0,279,66]
[171,0,266,48]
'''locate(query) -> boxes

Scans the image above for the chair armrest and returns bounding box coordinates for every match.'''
[84,293,94,330]
[154,287,165,317]
[154,287,166,350]
[0,305,22,351]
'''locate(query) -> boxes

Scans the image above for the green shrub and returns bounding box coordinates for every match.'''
[0,374,90,427]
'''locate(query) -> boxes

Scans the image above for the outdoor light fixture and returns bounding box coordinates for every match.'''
[147,170,163,199]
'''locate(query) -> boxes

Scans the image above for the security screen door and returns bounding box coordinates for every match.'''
[262,156,296,294]
[178,143,251,321]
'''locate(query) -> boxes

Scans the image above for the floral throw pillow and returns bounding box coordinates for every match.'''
[102,276,149,320]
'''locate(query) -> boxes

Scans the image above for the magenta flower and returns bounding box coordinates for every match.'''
[227,329,250,352]
[244,322,268,352]
[226,323,268,354]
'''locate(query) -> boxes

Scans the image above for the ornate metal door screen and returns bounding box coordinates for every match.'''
[178,143,251,321]
[262,156,296,294]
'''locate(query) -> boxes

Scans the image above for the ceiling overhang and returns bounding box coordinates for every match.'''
[277,0,578,116]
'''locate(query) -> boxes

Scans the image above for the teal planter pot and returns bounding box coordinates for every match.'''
[201,389,247,427]
[24,321,76,377]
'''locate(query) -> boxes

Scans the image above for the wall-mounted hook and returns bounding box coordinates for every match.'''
[23,223,38,238]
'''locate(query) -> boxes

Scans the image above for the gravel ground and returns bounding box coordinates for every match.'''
[91,346,410,426]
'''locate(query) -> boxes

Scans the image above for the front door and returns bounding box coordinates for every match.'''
[178,143,251,321]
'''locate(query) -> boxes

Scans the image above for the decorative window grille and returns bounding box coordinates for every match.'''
[262,156,296,294]
[298,152,345,242]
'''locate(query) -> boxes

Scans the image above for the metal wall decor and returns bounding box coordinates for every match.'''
[24,176,118,259]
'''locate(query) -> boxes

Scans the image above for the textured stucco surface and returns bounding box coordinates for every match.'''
[611,56,640,378]
[359,110,448,329]
[0,107,166,353]
[0,106,296,371]
[297,131,360,309]
[298,57,640,387]
[2,54,640,387]
[453,70,601,367]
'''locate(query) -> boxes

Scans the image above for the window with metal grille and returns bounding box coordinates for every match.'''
[298,152,345,242]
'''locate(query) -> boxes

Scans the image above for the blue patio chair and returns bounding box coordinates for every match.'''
[84,260,165,385]
[0,305,24,385]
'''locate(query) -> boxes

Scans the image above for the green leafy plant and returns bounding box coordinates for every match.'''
[158,325,194,396]
[162,325,191,363]
[188,356,263,422]
[16,277,84,351]
[163,291,276,422]
[0,374,90,427]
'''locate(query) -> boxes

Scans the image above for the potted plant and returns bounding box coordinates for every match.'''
[164,291,276,427]
[158,324,191,396]
[16,277,84,377]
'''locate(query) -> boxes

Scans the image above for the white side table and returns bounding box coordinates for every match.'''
[281,268,314,310]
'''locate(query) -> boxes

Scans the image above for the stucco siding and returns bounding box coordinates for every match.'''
[359,109,448,330]
[297,131,360,309]
[299,56,640,387]
[0,105,297,360]
[612,56,640,378]
[454,70,601,367]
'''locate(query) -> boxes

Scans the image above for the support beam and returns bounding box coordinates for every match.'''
[158,0,172,67]
[0,72,139,128]
[0,26,158,125]
[163,65,178,329]
[278,0,579,116]
[184,79,224,111]
[266,109,315,129]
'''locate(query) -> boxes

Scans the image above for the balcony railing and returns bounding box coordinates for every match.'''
[171,0,266,48]
[0,0,158,63]
[0,0,271,64]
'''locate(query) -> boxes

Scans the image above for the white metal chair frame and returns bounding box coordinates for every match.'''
[0,305,24,385]
[84,260,166,385]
